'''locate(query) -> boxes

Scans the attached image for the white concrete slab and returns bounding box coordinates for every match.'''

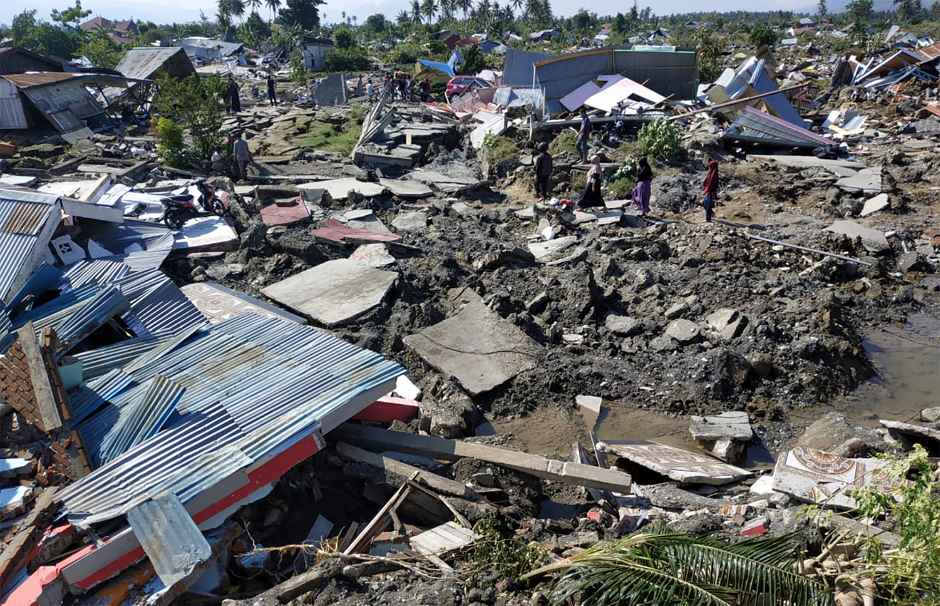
[825,220,889,252]
[262,259,397,327]
[379,179,433,198]
[599,440,752,485]
[391,211,428,233]
[349,243,397,267]
[860,194,889,217]
[297,178,385,200]
[528,236,578,261]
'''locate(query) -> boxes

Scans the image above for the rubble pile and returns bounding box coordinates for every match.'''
[0,22,938,606]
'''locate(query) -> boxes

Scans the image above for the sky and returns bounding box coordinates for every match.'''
[0,0,902,29]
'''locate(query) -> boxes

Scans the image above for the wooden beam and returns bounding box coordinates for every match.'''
[332,424,632,493]
[17,323,62,433]
[669,83,809,120]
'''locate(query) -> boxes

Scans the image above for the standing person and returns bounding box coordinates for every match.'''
[632,156,653,216]
[578,155,605,208]
[366,79,374,102]
[266,75,278,107]
[420,77,431,102]
[399,75,408,101]
[357,74,364,97]
[702,159,719,223]
[232,131,252,182]
[228,77,240,113]
[534,142,553,203]
[576,108,590,164]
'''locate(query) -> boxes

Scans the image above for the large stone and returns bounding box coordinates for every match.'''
[860,194,889,217]
[665,319,701,344]
[391,211,428,233]
[664,302,688,320]
[921,408,940,424]
[771,447,889,509]
[605,315,642,336]
[528,236,578,261]
[797,413,881,458]
[599,440,751,485]
[705,309,739,333]
[403,301,541,396]
[825,220,889,253]
[262,259,397,327]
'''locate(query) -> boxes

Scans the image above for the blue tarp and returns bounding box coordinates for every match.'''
[418,50,463,77]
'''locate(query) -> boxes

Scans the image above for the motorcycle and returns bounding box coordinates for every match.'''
[161,180,226,229]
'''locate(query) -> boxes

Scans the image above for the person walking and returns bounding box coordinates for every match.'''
[420,77,432,102]
[356,74,364,97]
[266,75,278,107]
[702,159,719,223]
[576,108,590,164]
[232,131,252,182]
[632,156,653,216]
[228,77,240,113]
[366,79,374,102]
[534,142,553,203]
[578,155,605,208]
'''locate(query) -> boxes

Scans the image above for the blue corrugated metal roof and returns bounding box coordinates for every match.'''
[724,58,804,127]
[57,313,406,526]
[502,49,555,87]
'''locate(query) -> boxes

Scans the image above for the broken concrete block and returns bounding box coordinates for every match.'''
[403,301,540,396]
[575,395,602,415]
[797,412,881,458]
[528,236,578,261]
[825,220,889,253]
[598,440,751,485]
[741,516,770,536]
[349,243,396,268]
[880,419,940,449]
[860,194,889,217]
[705,309,739,333]
[749,475,775,495]
[664,302,688,320]
[391,211,428,232]
[921,408,940,424]
[605,315,642,336]
[706,438,745,464]
[690,412,753,442]
[262,259,398,327]
[665,319,701,345]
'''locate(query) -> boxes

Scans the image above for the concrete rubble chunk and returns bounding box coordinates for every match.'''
[403,301,541,396]
[391,211,428,232]
[605,315,642,336]
[297,178,385,201]
[705,309,739,333]
[665,319,701,344]
[771,446,889,509]
[860,194,889,217]
[575,395,602,415]
[880,419,940,447]
[797,412,881,458]
[749,475,776,495]
[262,259,398,327]
[599,440,752,485]
[835,168,882,193]
[690,412,753,441]
[921,408,940,424]
[348,243,396,268]
[825,220,889,252]
[528,236,578,261]
[379,179,432,198]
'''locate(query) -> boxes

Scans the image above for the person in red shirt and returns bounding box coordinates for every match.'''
[702,160,719,223]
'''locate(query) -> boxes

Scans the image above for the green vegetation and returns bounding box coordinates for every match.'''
[289,55,308,87]
[549,131,578,155]
[297,120,362,154]
[749,22,777,48]
[155,117,188,167]
[550,526,830,606]
[80,31,124,70]
[638,118,683,163]
[852,445,940,605]
[481,134,520,165]
[458,44,487,76]
[153,74,229,163]
[461,514,544,589]
[606,155,637,199]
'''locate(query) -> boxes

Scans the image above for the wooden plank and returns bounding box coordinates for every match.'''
[17,323,62,433]
[343,481,411,556]
[410,522,477,557]
[335,442,483,502]
[333,424,632,493]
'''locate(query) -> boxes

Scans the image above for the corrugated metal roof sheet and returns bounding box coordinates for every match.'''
[126,493,211,586]
[58,313,406,526]
[72,333,169,380]
[0,189,60,303]
[722,106,830,148]
[502,49,555,87]
[115,47,195,81]
[1,72,77,88]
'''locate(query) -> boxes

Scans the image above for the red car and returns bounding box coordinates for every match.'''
[445,76,493,98]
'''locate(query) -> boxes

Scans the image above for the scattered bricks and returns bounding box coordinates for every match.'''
[741,516,770,537]
[730,514,746,526]
[586,510,602,522]
[718,504,750,517]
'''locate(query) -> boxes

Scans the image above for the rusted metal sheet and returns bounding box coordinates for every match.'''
[1,201,53,235]
[115,47,195,81]
[310,218,402,244]
[1,72,76,88]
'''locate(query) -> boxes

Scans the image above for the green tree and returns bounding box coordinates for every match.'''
[749,21,777,47]
[81,31,124,68]
[364,13,387,33]
[50,1,91,28]
[847,0,873,42]
[266,0,282,22]
[396,10,411,24]
[334,27,355,48]
[247,0,262,14]
[694,27,722,83]
[153,74,229,163]
[894,0,923,22]
[422,0,438,25]
[324,47,371,71]
[12,11,82,61]
[458,43,486,75]
[411,0,422,24]
[279,0,324,29]
[817,0,827,19]
[239,11,272,46]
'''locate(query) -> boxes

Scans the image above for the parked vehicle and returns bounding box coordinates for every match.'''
[445,76,493,98]
[161,180,225,228]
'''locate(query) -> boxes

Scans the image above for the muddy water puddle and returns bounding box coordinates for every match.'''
[792,313,940,426]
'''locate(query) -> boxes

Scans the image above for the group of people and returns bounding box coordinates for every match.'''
[534,137,720,222]
[377,72,432,102]
[226,74,279,113]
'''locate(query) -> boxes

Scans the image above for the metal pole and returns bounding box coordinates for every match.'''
[741,232,872,266]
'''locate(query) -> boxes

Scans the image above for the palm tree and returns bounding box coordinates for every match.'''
[476,0,491,25]
[265,0,281,22]
[247,0,262,13]
[547,528,832,606]
[411,0,422,24]
[421,0,438,25]
[524,0,539,23]
[510,0,522,15]
[456,0,473,19]
[396,9,411,24]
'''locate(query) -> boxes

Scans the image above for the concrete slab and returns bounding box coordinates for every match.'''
[860,194,889,217]
[835,169,882,193]
[180,281,305,325]
[310,219,401,245]
[593,210,623,226]
[349,243,396,267]
[343,211,392,234]
[690,412,753,441]
[451,202,478,217]
[880,420,940,447]
[379,179,433,198]
[604,199,628,210]
[262,259,398,327]
[403,300,540,396]
[172,216,240,253]
[528,236,578,261]
[825,220,889,252]
[750,154,865,171]
[406,170,484,194]
[771,446,888,509]
[297,178,385,201]
[391,211,428,233]
[260,199,309,226]
[599,440,752,485]
[0,175,37,187]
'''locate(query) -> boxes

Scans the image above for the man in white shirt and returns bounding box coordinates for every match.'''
[232,132,251,182]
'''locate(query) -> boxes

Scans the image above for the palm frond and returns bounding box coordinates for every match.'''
[553,531,833,606]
